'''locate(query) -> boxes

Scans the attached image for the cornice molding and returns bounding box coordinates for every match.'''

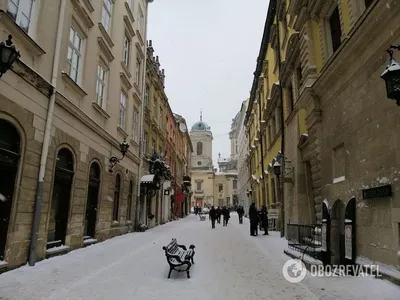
[71,0,94,29]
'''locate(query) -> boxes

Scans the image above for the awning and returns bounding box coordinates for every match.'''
[141,174,154,184]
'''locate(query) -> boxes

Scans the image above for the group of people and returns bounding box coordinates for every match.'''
[209,206,231,228]
[249,203,269,236]
[193,206,202,215]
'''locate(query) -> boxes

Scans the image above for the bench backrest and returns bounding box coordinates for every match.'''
[163,238,179,256]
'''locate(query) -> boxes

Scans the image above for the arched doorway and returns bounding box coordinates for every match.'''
[331,199,346,265]
[0,119,21,261]
[84,162,101,238]
[47,148,74,249]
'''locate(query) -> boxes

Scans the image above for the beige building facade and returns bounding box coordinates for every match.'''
[0,0,151,270]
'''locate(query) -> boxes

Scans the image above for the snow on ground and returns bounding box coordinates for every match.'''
[0,215,399,300]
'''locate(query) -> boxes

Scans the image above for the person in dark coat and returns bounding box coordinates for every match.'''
[222,206,230,226]
[237,206,244,224]
[249,203,258,236]
[260,206,269,235]
[216,206,221,224]
[209,206,217,229]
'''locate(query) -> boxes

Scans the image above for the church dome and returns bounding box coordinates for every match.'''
[191,121,210,132]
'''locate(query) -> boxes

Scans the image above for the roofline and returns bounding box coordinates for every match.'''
[244,0,276,126]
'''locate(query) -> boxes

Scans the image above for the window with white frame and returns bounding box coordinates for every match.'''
[7,0,33,33]
[96,65,107,108]
[101,0,113,33]
[135,58,142,85]
[123,35,130,65]
[119,91,127,129]
[67,27,83,83]
[132,109,139,142]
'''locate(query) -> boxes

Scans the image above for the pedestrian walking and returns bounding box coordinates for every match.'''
[216,206,221,224]
[249,203,258,236]
[222,206,230,226]
[260,206,269,235]
[237,205,244,224]
[209,206,217,229]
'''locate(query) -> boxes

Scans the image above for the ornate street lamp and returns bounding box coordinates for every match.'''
[108,139,129,172]
[0,35,20,78]
[381,44,400,105]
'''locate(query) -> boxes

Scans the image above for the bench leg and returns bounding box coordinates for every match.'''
[186,270,190,278]
[168,268,173,279]
[191,257,195,264]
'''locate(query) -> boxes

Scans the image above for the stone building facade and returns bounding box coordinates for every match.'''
[246,0,400,270]
[0,0,152,269]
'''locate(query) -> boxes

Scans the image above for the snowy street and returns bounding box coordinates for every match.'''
[0,214,399,300]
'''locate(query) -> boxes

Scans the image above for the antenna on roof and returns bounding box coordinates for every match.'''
[200,109,203,121]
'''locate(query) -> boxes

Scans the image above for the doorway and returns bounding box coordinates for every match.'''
[331,199,346,265]
[0,119,21,261]
[47,148,74,249]
[84,162,100,238]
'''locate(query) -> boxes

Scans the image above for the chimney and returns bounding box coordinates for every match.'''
[155,55,160,70]
[147,40,154,57]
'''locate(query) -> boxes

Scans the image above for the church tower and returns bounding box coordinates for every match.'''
[190,111,213,171]
[189,111,214,208]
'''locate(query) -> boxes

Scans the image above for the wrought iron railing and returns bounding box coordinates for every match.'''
[287,223,322,260]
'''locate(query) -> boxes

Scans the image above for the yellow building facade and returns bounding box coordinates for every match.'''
[248,0,400,269]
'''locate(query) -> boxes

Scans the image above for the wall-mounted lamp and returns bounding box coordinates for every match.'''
[381,44,400,105]
[0,35,20,78]
[108,139,129,173]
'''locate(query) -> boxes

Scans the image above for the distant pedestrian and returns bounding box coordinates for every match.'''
[237,205,244,224]
[249,203,258,236]
[222,206,230,226]
[209,206,217,229]
[260,206,269,235]
[216,206,221,224]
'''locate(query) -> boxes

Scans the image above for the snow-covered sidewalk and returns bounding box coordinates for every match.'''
[0,214,399,300]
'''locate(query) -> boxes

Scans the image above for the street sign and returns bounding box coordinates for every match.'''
[268,209,279,219]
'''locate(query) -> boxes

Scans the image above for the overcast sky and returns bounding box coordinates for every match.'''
[147,0,269,165]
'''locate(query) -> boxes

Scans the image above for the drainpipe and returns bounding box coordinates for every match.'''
[275,0,285,238]
[257,93,265,206]
[135,1,150,231]
[28,0,67,266]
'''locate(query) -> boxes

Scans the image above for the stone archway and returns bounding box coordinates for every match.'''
[47,148,75,249]
[330,199,346,265]
[0,119,21,261]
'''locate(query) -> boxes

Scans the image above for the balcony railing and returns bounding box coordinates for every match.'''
[287,223,322,260]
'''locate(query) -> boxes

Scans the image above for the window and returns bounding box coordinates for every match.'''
[196,142,203,156]
[233,180,237,190]
[67,27,83,83]
[113,174,121,221]
[271,178,276,203]
[135,58,142,85]
[96,65,107,108]
[218,184,223,192]
[196,182,202,191]
[159,146,162,154]
[151,139,156,154]
[101,0,113,33]
[119,92,127,129]
[152,99,156,118]
[143,131,148,153]
[144,85,149,107]
[7,0,33,33]
[123,36,130,65]
[137,6,145,36]
[271,117,276,139]
[127,0,133,8]
[329,6,342,53]
[132,109,139,142]
[159,107,163,125]
[127,180,133,221]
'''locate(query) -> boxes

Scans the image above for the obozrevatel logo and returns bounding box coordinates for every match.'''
[282,259,307,283]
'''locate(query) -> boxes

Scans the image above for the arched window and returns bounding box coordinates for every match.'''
[0,119,21,261]
[196,141,203,155]
[85,162,101,238]
[113,174,121,221]
[48,148,74,249]
[127,180,133,221]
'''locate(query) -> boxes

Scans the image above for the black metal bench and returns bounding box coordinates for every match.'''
[162,238,195,278]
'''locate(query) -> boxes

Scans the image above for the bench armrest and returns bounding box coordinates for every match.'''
[167,253,184,263]
[177,244,187,250]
